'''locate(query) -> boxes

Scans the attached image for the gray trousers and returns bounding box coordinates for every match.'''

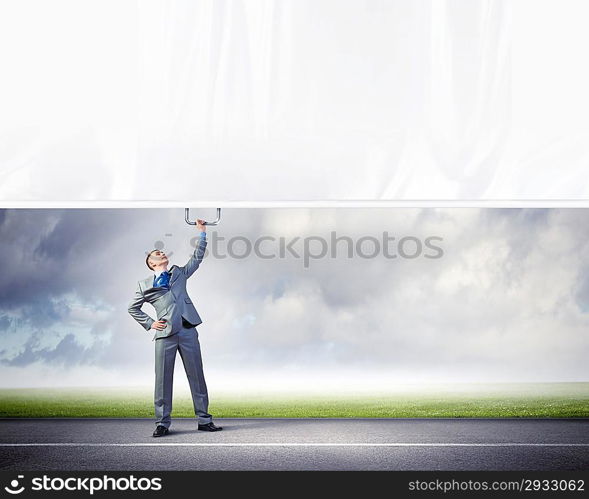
[154,323,212,427]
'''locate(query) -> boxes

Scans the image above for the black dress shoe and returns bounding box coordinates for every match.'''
[198,422,223,432]
[153,425,169,437]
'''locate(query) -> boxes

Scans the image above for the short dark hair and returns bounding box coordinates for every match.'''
[146,249,157,270]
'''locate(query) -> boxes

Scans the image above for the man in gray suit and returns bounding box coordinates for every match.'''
[128,219,222,436]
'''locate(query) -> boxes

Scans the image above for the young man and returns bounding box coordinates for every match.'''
[127,219,222,436]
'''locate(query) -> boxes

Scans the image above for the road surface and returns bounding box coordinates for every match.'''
[1,418,587,471]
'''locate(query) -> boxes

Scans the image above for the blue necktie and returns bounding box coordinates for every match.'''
[154,271,170,289]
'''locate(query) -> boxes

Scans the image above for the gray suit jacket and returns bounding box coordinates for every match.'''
[127,236,207,340]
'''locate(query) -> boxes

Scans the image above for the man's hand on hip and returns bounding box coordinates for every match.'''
[151,320,167,331]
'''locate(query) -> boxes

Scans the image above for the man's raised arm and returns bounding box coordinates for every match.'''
[183,231,207,278]
[127,281,155,331]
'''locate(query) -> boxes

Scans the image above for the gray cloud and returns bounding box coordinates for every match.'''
[5,333,104,367]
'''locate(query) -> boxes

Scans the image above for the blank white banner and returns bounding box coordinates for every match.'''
[0,0,587,204]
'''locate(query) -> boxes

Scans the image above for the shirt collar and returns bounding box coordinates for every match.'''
[153,268,170,278]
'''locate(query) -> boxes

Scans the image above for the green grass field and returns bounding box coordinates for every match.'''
[1,383,588,418]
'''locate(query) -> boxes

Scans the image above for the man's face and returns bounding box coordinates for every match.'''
[148,250,169,269]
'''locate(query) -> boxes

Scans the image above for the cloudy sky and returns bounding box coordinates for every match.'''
[0,208,587,392]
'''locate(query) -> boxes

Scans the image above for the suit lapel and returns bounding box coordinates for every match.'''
[169,265,181,285]
[142,275,154,292]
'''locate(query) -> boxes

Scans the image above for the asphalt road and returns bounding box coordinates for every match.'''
[1,418,587,471]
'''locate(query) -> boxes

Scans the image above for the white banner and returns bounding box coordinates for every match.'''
[0,0,587,204]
